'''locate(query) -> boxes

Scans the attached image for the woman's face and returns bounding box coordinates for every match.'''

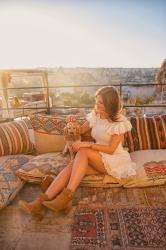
[95,95,106,113]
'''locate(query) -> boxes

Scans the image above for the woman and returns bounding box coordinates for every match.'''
[19,86,136,220]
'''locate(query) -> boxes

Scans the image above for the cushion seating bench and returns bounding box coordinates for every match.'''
[0,113,166,210]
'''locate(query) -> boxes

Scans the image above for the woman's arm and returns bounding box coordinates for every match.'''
[91,134,124,154]
[72,133,124,155]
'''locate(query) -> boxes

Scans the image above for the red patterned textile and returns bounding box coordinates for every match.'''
[71,206,166,250]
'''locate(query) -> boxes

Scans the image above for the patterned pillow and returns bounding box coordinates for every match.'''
[124,115,166,152]
[0,120,35,156]
[29,114,67,153]
[17,152,70,178]
[0,154,34,209]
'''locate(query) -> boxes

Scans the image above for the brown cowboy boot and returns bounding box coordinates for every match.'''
[19,193,48,220]
[43,188,73,213]
[40,175,54,192]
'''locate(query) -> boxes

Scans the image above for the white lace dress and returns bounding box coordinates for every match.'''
[86,111,136,179]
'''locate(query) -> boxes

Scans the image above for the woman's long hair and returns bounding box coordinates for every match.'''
[95,86,123,122]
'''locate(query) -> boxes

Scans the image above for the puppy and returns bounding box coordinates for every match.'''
[63,122,81,160]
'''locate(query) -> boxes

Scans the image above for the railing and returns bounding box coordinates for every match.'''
[0,70,166,121]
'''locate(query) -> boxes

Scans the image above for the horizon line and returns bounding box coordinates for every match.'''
[0,66,159,72]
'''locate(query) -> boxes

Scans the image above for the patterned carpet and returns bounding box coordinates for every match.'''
[70,185,166,250]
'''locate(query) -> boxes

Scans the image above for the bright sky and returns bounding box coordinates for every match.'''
[0,0,165,68]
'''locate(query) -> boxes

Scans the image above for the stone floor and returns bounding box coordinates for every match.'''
[0,183,166,250]
[0,184,75,250]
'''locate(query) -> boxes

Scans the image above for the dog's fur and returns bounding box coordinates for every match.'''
[63,122,81,160]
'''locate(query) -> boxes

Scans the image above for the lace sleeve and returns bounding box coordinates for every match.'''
[86,110,97,128]
[106,119,132,135]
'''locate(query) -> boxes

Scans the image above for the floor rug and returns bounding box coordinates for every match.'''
[70,206,166,250]
[74,185,166,208]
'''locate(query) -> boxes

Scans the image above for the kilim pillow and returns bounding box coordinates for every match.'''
[29,114,66,153]
[0,120,35,156]
[0,154,34,209]
[124,115,166,152]
[17,152,70,183]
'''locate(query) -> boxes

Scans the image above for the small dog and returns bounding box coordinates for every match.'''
[63,122,81,160]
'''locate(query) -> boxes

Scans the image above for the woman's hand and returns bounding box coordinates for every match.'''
[66,115,78,123]
[72,142,94,152]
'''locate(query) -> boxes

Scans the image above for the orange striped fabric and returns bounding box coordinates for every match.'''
[0,120,34,156]
[124,115,166,152]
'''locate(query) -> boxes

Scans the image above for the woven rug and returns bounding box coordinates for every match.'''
[70,206,166,250]
[70,185,166,250]
[74,186,166,207]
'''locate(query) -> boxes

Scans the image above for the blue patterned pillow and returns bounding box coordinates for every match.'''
[0,154,34,209]
[19,152,69,176]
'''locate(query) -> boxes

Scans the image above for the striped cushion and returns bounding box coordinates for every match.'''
[0,120,34,156]
[124,115,166,152]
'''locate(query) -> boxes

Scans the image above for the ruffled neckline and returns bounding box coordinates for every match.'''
[98,113,126,123]
[98,114,110,122]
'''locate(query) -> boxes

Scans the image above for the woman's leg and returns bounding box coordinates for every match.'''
[45,148,106,199]
[19,160,73,218]
[45,160,73,200]
[67,148,107,192]
[43,148,106,212]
